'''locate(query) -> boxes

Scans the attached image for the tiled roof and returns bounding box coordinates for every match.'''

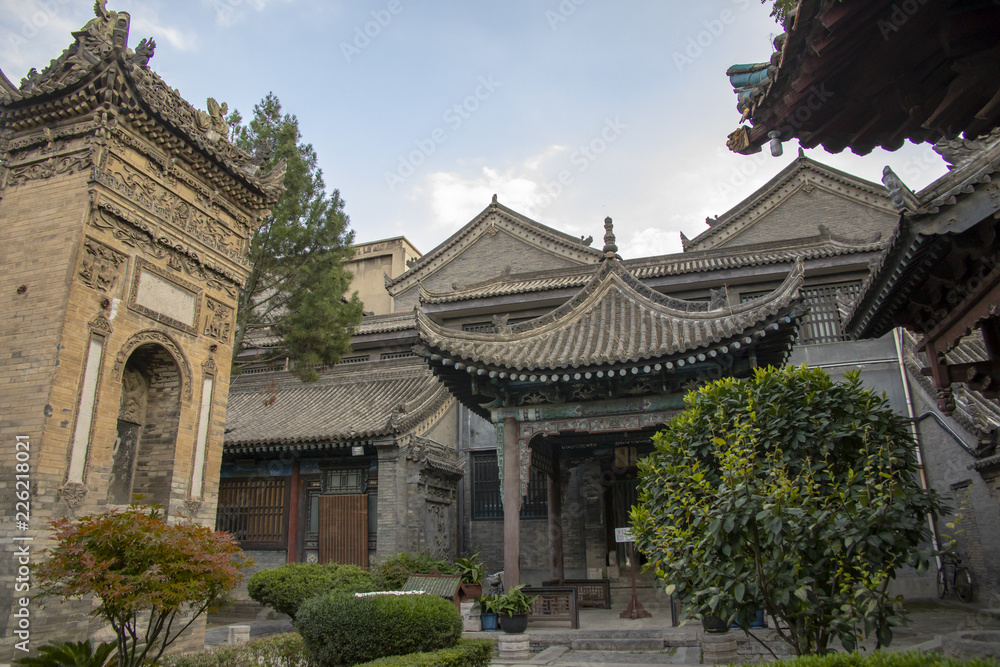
[385,197,601,295]
[725,0,1000,156]
[224,360,451,450]
[355,311,416,335]
[846,131,1000,341]
[416,258,804,372]
[419,233,880,305]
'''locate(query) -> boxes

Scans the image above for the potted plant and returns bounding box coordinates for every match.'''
[492,584,538,634]
[478,593,499,631]
[455,553,485,601]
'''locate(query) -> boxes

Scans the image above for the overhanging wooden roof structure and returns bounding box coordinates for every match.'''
[415,221,807,421]
[846,130,1000,415]
[726,0,1000,156]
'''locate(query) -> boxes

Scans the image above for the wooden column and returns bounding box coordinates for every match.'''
[547,451,564,582]
[503,415,521,588]
[286,459,300,563]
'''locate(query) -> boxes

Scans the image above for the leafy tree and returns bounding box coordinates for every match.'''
[35,504,252,667]
[228,93,363,382]
[764,0,799,21]
[631,366,943,656]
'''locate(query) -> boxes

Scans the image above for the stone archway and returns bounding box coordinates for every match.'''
[109,343,182,509]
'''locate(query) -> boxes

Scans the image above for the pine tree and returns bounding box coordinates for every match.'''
[228,93,363,381]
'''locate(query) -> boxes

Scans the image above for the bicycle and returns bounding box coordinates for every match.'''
[936,553,974,602]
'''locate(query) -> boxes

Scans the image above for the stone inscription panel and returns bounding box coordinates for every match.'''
[129,258,202,335]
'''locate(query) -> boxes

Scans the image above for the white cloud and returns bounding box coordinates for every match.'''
[620,226,683,259]
[131,15,198,52]
[202,0,296,27]
[0,0,82,74]
[424,167,546,233]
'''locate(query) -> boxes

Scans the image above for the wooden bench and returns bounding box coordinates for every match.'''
[522,586,579,629]
[541,578,611,608]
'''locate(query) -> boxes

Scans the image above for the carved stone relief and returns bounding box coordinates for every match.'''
[6,151,93,187]
[78,237,128,294]
[113,330,193,401]
[203,297,233,344]
[119,367,149,423]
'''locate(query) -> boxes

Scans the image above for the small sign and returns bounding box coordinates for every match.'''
[615,527,634,543]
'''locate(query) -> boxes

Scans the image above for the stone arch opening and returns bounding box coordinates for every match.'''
[109,343,181,508]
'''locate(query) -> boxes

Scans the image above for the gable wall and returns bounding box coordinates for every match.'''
[713,187,896,249]
[393,230,582,311]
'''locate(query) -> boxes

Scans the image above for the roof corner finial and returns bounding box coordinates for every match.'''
[601,216,621,261]
[491,193,498,206]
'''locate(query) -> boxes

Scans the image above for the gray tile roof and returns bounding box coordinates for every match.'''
[224,360,450,450]
[419,233,880,305]
[416,258,804,372]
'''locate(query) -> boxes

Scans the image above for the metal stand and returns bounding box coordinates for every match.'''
[620,541,651,619]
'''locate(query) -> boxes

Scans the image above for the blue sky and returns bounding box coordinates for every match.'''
[1,0,948,258]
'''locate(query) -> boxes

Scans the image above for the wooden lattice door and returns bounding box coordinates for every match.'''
[318,494,368,567]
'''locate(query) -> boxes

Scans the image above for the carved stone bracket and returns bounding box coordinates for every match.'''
[88,314,114,337]
[59,482,87,511]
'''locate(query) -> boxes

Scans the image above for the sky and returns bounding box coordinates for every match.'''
[1,0,950,259]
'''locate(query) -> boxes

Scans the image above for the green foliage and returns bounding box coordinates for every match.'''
[295,592,462,666]
[228,93,363,382]
[35,504,251,667]
[355,638,495,667]
[764,0,799,22]
[765,650,1000,667]
[13,639,115,667]
[454,553,485,585]
[371,552,455,591]
[631,366,944,656]
[490,584,537,615]
[247,562,375,620]
[159,633,308,667]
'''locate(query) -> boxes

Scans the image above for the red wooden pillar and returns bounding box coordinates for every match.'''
[286,459,300,563]
[503,416,521,588]
[548,451,564,582]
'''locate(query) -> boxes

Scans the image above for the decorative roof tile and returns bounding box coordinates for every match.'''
[416,258,804,372]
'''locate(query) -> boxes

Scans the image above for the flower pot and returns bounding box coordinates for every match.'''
[499,613,528,634]
[460,582,483,601]
[481,612,498,631]
[702,616,730,634]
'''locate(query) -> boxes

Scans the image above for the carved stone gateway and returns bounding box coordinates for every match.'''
[0,4,283,653]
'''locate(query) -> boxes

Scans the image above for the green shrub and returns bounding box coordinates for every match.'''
[767,651,1000,667]
[13,639,115,666]
[160,633,309,667]
[355,638,495,667]
[371,552,455,590]
[296,592,462,666]
[247,562,374,619]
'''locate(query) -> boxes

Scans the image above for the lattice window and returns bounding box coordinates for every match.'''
[216,477,287,547]
[740,281,861,345]
[471,451,547,519]
[381,351,416,360]
[336,355,370,365]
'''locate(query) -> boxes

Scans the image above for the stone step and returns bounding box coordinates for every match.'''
[569,639,665,652]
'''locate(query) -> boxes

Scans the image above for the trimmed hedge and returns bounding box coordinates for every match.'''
[370,552,455,591]
[247,562,374,619]
[296,592,462,666]
[355,638,495,667]
[769,651,1000,667]
[160,633,310,667]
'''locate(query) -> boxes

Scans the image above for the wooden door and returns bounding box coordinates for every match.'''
[318,494,368,567]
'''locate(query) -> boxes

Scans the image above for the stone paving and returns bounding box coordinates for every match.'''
[203,600,1000,666]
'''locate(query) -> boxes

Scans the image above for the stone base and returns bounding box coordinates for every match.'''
[227,625,251,645]
[702,631,739,665]
[461,601,482,632]
[497,633,530,662]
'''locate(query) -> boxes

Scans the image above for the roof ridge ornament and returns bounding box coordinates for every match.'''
[601,216,621,261]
